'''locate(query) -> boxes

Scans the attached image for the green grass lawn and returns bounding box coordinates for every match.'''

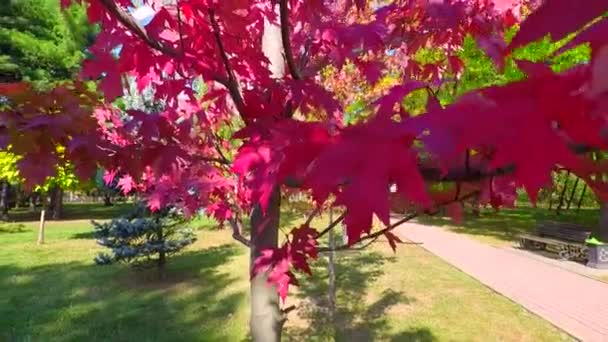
[1,204,572,341]
[415,205,599,247]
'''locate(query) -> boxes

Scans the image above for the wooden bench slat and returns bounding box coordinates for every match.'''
[518,234,585,247]
[536,223,591,243]
[518,221,592,261]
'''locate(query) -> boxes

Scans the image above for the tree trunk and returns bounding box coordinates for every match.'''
[597,204,608,241]
[29,193,36,212]
[14,184,21,209]
[247,6,286,341]
[52,187,63,220]
[577,185,587,211]
[566,177,579,210]
[556,171,570,215]
[249,187,282,342]
[155,217,167,279]
[0,179,9,220]
[158,249,166,268]
[47,187,56,217]
[158,236,166,271]
[103,193,113,206]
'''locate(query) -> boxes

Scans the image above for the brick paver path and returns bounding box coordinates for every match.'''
[395,222,608,342]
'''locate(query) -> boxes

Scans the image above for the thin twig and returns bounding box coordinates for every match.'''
[213,142,231,165]
[304,207,321,227]
[299,37,313,70]
[284,164,515,189]
[192,155,230,165]
[318,191,480,253]
[278,0,301,80]
[419,164,516,183]
[229,218,251,247]
[175,0,185,54]
[97,0,179,57]
[318,212,418,252]
[319,236,422,253]
[316,212,346,239]
[208,9,247,118]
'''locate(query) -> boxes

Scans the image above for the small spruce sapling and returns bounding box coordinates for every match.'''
[93,203,196,269]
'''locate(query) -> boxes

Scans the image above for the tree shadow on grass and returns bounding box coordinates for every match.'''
[0,222,27,233]
[389,328,437,342]
[0,243,246,341]
[284,250,422,341]
[415,207,599,244]
[70,230,96,240]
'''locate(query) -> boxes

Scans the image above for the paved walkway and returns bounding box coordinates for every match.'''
[395,222,608,342]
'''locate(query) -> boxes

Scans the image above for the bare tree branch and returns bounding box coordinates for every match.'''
[213,140,232,165]
[298,37,313,71]
[229,218,251,247]
[420,164,515,182]
[98,0,179,57]
[192,155,230,165]
[284,164,515,190]
[316,212,346,239]
[208,9,248,118]
[278,0,302,80]
[317,212,417,253]
[175,0,185,53]
[318,191,479,253]
[304,207,321,227]
[319,233,422,253]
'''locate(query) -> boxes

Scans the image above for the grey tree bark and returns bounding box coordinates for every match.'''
[46,186,64,220]
[566,177,579,210]
[14,184,21,209]
[0,179,9,220]
[249,187,283,342]
[576,185,587,211]
[556,171,571,215]
[248,11,286,341]
[29,192,36,212]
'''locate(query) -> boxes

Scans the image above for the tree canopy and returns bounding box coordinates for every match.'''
[0,0,94,86]
[3,0,608,340]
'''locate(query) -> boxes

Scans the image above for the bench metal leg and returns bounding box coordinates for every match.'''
[558,246,572,260]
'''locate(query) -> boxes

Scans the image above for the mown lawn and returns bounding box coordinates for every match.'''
[1,204,572,341]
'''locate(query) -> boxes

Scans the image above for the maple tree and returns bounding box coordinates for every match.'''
[3,0,608,340]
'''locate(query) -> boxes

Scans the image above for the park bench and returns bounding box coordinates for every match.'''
[518,221,592,261]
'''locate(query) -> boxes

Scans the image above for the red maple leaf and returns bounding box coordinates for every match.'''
[117,175,135,195]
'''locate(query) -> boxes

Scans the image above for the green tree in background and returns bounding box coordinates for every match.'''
[0,0,96,220]
[0,0,95,86]
[0,151,20,219]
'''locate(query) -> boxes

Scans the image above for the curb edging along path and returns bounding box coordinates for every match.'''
[394,222,608,342]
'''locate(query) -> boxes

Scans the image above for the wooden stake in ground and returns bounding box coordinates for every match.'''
[327,207,337,322]
[37,210,45,245]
